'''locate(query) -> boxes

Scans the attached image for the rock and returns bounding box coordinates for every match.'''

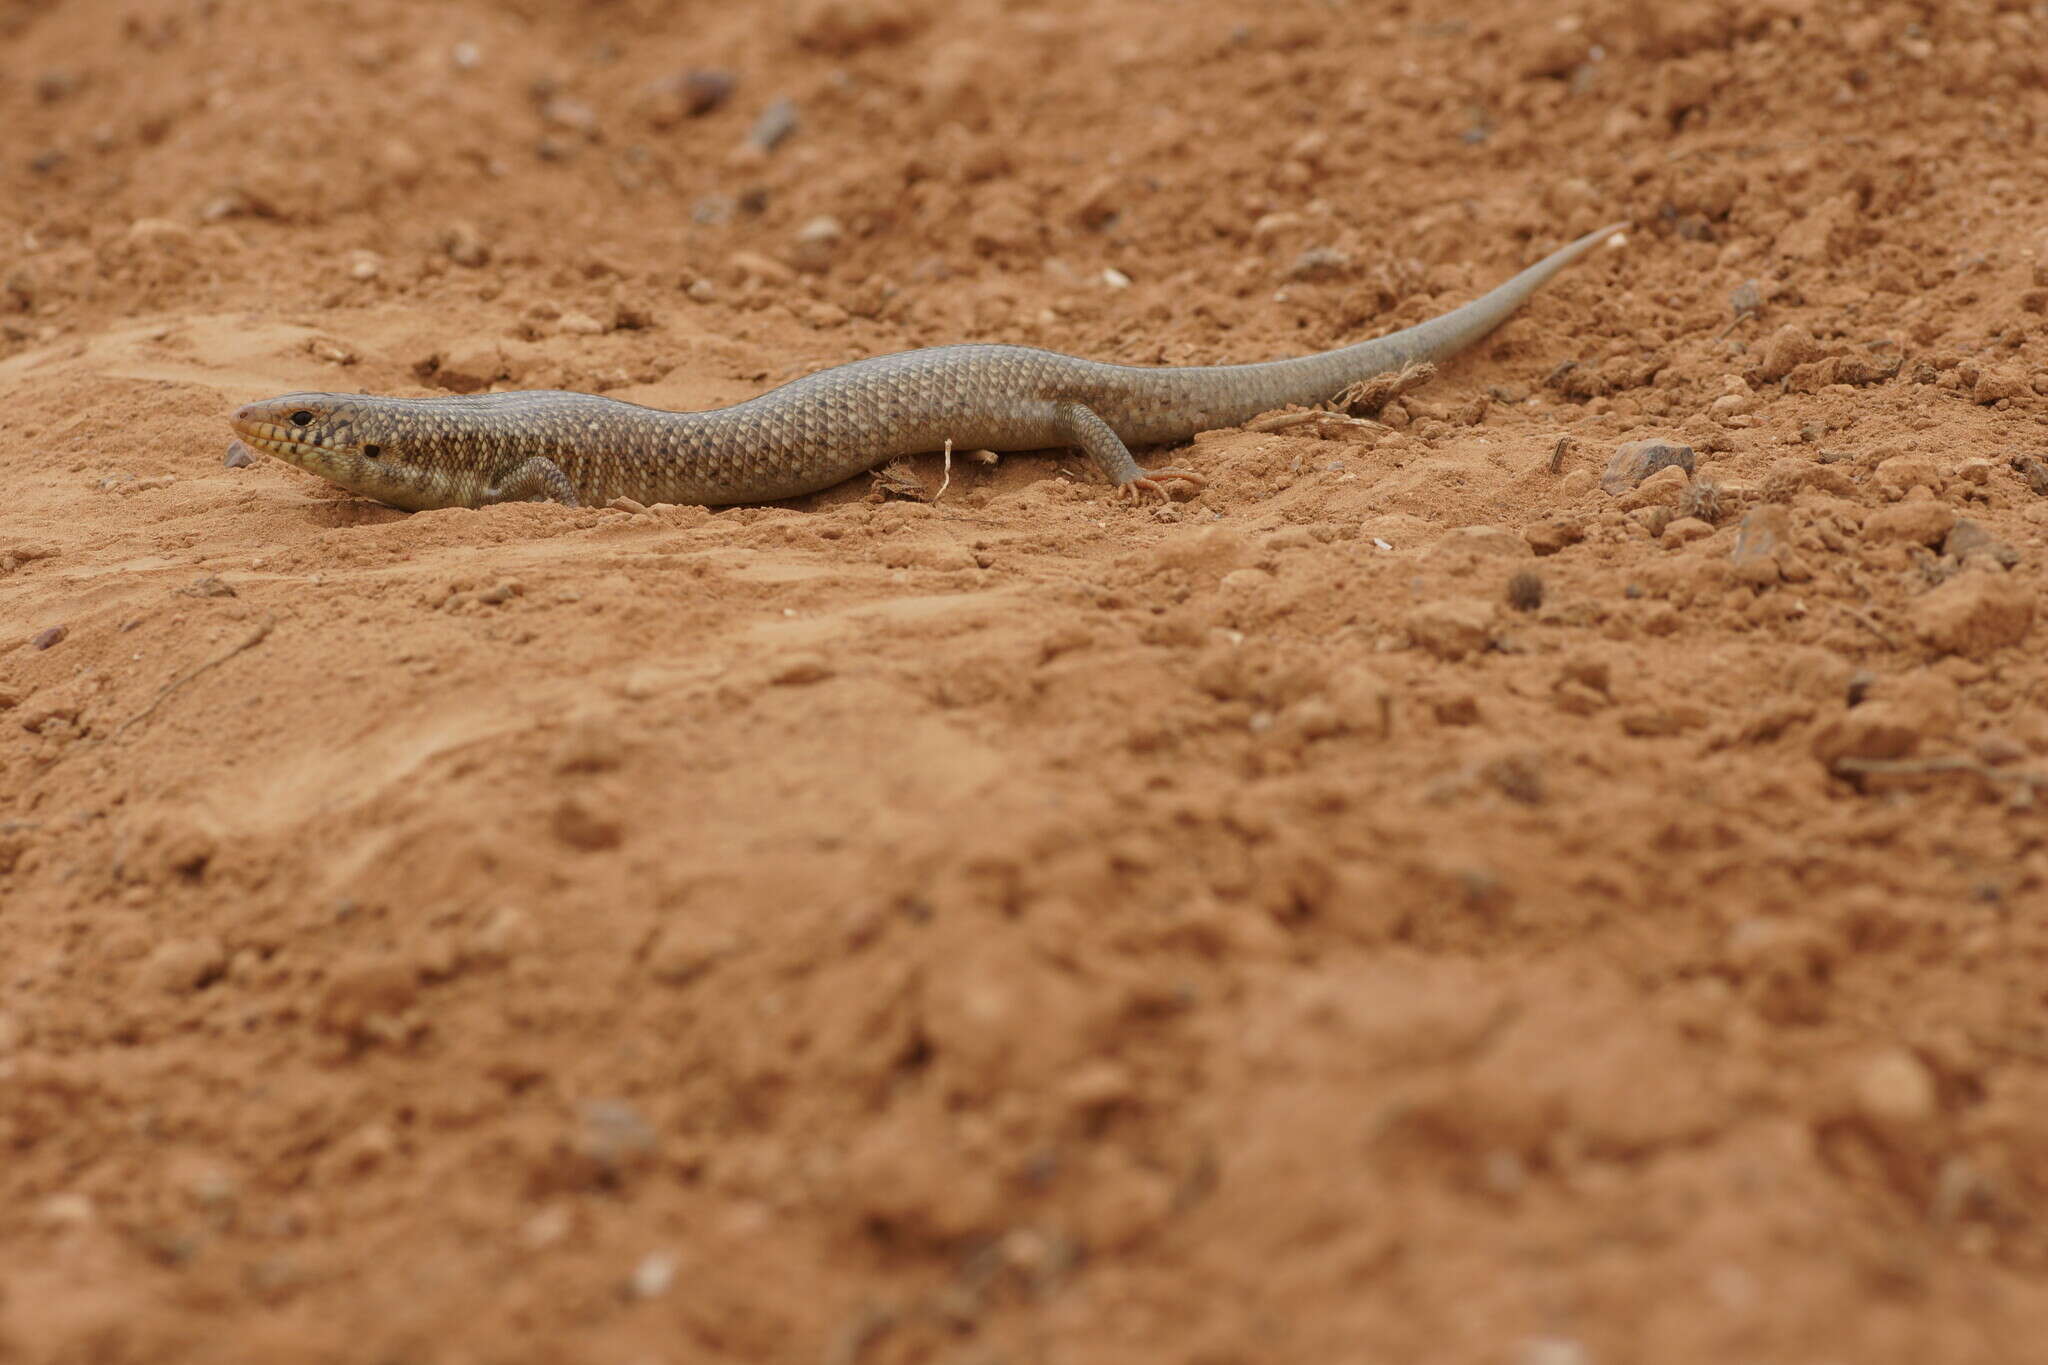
[643,920,737,984]
[466,907,538,964]
[1622,463,1692,509]
[1708,391,1756,422]
[769,654,834,685]
[1327,669,1394,738]
[1810,702,1923,765]
[628,1251,678,1299]
[30,624,66,650]
[1728,279,1763,321]
[1943,519,2019,568]
[1506,570,1544,611]
[1406,599,1493,660]
[551,794,624,850]
[1525,519,1586,556]
[1856,1048,1937,1126]
[318,957,419,1040]
[1662,516,1713,546]
[1558,468,1598,498]
[427,344,509,394]
[1974,364,2031,405]
[1749,324,1823,382]
[127,216,194,250]
[1601,439,1695,495]
[441,221,490,268]
[138,936,227,994]
[1874,452,1944,498]
[791,214,844,272]
[541,95,599,135]
[640,68,735,126]
[1910,572,2035,658]
[1861,499,1956,548]
[728,250,796,286]
[1729,505,1791,585]
[745,96,799,153]
[2016,455,2048,497]
[1287,246,1351,282]
[1219,567,1272,592]
[791,0,922,52]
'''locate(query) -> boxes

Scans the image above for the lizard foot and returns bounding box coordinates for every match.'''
[1117,466,1205,502]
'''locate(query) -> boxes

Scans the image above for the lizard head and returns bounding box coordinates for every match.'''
[230,393,479,511]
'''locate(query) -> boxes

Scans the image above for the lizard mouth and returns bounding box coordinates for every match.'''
[229,408,327,465]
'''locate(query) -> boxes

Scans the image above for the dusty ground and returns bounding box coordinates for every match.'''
[3,0,2048,1359]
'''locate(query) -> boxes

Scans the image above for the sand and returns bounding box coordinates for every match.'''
[4,0,2048,1359]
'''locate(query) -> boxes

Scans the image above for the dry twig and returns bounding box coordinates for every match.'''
[114,615,276,739]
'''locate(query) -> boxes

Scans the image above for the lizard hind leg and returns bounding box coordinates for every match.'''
[1055,401,1203,502]
[483,456,582,507]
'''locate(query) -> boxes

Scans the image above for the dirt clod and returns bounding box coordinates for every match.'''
[1910,572,2035,659]
[1601,439,1695,495]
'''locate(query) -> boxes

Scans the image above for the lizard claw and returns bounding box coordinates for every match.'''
[1116,466,1205,503]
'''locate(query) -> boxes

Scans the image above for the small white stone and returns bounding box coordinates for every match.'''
[628,1251,678,1299]
[1102,267,1131,289]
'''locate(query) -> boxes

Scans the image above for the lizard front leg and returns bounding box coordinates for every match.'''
[482,457,581,507]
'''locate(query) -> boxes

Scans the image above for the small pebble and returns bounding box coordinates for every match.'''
[1102,267,1131,289]
[1287,246,1351,282]
[681,68,736,115]
[542,95,599,135]
[628,1251,678,1299]
[1729,279,1762,321]
[1601,439,1695,495]
[576,1098,658,1173]
[1406,598,1493,661]
[35,69,81,103]
[31,625,66,650]
[1518,1339,1592,1365]
[2011,454,2048,497]
[746,97,799,152]
[1506,570,1545,612]
[769,654,833,686]
[795,215,843,245]
[224,442,257,469]
[442,221,491,268]
[1856,1048,1937,1126]
[139,936,227,994]
[450,41,481,70]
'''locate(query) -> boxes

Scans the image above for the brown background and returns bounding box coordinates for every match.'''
[4,0,2048,1360]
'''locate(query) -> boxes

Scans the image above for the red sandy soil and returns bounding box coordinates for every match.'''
[4,0,2048,1360]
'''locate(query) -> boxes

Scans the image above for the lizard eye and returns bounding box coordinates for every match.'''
[362,444,383,459]
[289,410,314,426]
